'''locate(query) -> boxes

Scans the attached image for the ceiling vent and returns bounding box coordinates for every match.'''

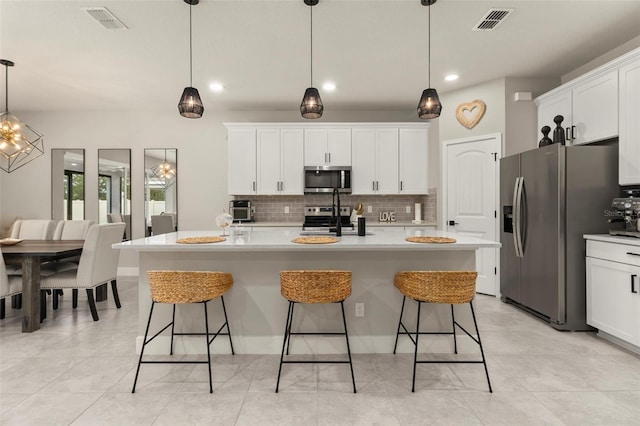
[82,7,128,30]
[473,9,513,31]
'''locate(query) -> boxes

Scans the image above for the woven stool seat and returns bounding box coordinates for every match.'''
[276,270,356,393]
[394,271,477,304]
[148,271,233,304]
[132,270,234,394]
[280,270,351,303]
[393,270,492,393]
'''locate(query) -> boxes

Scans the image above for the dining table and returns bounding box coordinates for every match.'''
[1,240,84,332]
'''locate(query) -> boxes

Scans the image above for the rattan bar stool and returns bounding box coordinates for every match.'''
[393,271,492,392]
[132,271,234,393]
[276,270,356,393]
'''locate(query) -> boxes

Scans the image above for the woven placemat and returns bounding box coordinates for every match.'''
[292,236,339,244]
[405,236,457,244]
[176,236,226,244]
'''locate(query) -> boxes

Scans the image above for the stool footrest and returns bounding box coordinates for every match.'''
[281,359,352,364]
[139,360,210,364]
[416,360,485,364]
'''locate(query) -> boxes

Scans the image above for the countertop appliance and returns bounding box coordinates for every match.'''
[230,200,254,223]
[500,143,618,330]
[609,188,640,238]
[304,166,352,194]
[302,205,353,231]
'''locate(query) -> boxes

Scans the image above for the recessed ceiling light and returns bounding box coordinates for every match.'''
[445,74,459,81]
[322,82,336,92]
[209,82,224,92]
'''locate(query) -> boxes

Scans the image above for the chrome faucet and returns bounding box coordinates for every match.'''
[332,187,342,236]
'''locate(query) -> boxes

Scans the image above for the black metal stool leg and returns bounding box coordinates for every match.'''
[0,298,5,319]
[340,301,356,393]
[220,295,234,355]
[170,304,176,355]
[285,302,295,356]
[203,301,213,394]
[132,302,155,393]
[451,304,458,354]
[276,301,294,393]
[52,289,59,310]
[72,289,78,309]
[393,296,406,354]
[412,301,422,393]
[470,302,492,393]
[40,290,47,321]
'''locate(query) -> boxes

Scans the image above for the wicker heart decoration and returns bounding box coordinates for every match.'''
[456,100,486,129]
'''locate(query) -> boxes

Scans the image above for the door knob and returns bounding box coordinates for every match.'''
[448,220,459,226]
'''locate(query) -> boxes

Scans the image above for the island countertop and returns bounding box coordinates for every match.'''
[114,228,500,252]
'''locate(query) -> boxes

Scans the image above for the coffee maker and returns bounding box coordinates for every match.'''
[609,188,640,238]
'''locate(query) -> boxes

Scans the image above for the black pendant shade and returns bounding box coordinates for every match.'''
[417,0,441,120]
[417,88,442,119]
[178,0,203,119]
[178,87,204,119]
[300,87,323,119]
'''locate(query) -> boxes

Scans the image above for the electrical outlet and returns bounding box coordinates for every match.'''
[367,205,372,213]
[284,206,290,214]
[355,303,365,317]
[405,205,411,213]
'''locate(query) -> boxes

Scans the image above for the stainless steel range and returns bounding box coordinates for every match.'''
[302,206,352,230]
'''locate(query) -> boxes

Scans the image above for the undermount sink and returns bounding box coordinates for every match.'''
[299,230,374,236]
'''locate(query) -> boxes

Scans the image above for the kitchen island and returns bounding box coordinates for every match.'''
[115,228,500,355]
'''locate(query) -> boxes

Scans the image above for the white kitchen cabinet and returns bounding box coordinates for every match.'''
[304,128,351,166]
[398,128,429,194]
[257,128,303,195]
[619,56,640,185]
[228,127,257,195]
[352,127,399,195]
[571,70,618,145]
[536,70,618,146]
[586,239,640,349]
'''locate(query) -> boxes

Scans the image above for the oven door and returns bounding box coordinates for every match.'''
[231,207,251,222]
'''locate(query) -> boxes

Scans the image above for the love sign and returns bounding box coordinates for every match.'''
[455,100,486,129]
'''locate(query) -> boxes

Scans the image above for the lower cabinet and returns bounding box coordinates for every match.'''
[586,240,640,349]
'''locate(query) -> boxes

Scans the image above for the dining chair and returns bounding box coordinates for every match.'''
[151,215,174,235]
[9,220,56,240]
[1,254,22,319]
[53,220,94,240]
[39,223,125,321]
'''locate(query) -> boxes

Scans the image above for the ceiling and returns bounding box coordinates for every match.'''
[1,0,639,114]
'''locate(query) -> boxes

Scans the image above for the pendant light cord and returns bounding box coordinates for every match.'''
[428,4,431,88]
[189,3,193,87]
[3,64,8,113]
[310,4,313,87]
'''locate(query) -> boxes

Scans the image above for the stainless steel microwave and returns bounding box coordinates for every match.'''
[304,166,352,194]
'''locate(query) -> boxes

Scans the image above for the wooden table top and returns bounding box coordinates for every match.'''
[1,240,84,257]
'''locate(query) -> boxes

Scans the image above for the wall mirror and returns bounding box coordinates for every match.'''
[144,148,177,236]
[98,149,132,240]
[51,149,85,220]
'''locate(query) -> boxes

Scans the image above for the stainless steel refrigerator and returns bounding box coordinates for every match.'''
[500,143,618,330]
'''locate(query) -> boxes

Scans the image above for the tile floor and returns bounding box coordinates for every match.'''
[1,277,639,425]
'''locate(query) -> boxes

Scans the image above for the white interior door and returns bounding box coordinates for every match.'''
[443,134,501,296]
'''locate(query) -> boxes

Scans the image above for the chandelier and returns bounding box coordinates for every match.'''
[149,150,176,189]
[0,59,44,173]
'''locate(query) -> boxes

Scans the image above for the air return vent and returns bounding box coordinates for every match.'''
[473,9,513,31]
[82,7,128,30]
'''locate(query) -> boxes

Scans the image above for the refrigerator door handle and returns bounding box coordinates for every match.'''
[512,177,524,258]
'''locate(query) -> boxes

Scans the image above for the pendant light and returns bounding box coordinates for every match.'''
[300,0,323,119]
[150,149,176,190]
[417,0,442,119]
[0,59,45,173]
[178,0,204,119]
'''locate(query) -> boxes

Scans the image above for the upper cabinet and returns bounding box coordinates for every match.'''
[536,70,618,146]
[226,123,430,195]
[227,126,257,195]
[619,55,640,185]
[399,128,429,194]
[352,128,399,195]
[304,128,351,166]
[257,128,304,195]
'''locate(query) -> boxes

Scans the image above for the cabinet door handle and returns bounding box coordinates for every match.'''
[280,181,284,191]
[626,252,640,257]
[372,181,375,191]
[400,181,403,191]
[565,127,571,141]
[252,181,256,191]
[632,274,638,294]
[571,125,576,140]
[328,152,331,163]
